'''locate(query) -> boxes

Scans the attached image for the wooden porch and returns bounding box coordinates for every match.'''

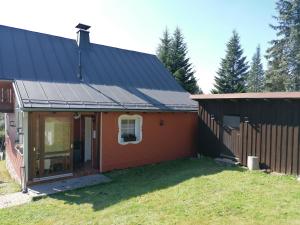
[28,112,100,183]
[0,81,14,113]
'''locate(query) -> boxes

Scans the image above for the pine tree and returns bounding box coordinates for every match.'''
[157,28,172,71]
[169,28,200,94]
[246,46,265,92]
[266,0,300,91]
[157,27,201,94]
[212,31,249,93]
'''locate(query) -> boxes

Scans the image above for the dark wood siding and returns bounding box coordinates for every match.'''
[0,81,14,113]
[197,99,300,175]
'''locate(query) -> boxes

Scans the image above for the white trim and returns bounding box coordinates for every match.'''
[118,114,143,145]
[100,112,103,172]
[12,81,23,109]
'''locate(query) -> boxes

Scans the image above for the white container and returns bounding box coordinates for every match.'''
[247,156,259,170]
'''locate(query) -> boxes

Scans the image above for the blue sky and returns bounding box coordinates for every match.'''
[0,0,277,93]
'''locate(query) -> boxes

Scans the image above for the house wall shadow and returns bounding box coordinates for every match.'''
[49,158,244,211]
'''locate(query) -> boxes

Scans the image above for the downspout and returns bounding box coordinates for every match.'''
[21,111,28,193]
[100,112,103,172]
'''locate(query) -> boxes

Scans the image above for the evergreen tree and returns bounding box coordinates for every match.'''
[212,31,249,93]
[246,46,265,92]
[157,28,172,71]
[157,27,201,94]
[266,0,300,91]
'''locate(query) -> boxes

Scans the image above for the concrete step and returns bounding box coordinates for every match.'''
[28,174,111,200]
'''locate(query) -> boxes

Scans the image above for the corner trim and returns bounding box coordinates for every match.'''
[100,112,103,172]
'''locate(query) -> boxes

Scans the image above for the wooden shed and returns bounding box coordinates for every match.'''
[191,92,300,175]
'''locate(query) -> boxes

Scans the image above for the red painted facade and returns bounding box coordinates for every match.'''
[7,111,198,183]
[5,113,23,182]
[101,112,198,172]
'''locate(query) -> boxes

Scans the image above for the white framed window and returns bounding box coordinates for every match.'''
[118,114,142,145]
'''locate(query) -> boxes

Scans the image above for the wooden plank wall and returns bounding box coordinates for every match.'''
[198,100,300,175]
[0,81,14,112]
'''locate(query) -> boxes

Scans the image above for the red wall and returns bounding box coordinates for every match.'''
[5,113,23,181]
[101,112,198,172]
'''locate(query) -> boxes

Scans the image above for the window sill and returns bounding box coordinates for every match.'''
[119,139,141,145]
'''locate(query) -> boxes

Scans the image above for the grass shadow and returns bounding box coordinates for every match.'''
[50,157,245,211]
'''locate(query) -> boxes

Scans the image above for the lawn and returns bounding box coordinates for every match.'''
[0,160,20,195]
[0,158,300,225]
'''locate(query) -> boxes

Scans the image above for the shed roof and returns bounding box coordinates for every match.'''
[0,24,197,111]
[191,92,300,100]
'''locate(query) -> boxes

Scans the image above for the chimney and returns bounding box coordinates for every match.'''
[75,23,91,49]
[76,23,90,81]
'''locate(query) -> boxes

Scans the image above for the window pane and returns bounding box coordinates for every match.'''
[128,120,135,125]
[121,119,136,140]
[44,117,71,153]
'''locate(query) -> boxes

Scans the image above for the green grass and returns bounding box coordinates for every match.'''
[0,160,20,195]
[0,158,300,225]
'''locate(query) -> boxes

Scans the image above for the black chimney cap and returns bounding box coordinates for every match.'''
[76,23,91,30]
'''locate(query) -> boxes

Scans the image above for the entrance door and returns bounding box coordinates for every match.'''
[33,115,73,178]
[73,114,98,172]
[84,117,92,162]
[221,115,241,159]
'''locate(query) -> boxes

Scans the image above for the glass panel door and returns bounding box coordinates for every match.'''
[35,116,73,178]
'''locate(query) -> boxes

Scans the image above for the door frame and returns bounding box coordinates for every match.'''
[221,115,242,160]
[73,113,98,170]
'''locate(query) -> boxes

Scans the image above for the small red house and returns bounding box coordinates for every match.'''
[0,24,198,186]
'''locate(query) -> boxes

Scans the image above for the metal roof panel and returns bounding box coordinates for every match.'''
[0,24,196,111]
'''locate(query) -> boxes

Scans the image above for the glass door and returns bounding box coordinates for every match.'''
[34,115,73,178]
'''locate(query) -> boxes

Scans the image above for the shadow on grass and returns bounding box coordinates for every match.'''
[50,157,244,211]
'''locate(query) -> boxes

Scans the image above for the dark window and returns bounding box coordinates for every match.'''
[223,115,240,129]
[121,119,136,142]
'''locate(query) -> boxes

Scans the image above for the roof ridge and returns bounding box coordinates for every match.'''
[0,24,74,42]
[0,24,155,57]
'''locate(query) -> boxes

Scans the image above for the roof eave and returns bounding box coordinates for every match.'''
[190,92,300,101]
[21,107,198,113]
